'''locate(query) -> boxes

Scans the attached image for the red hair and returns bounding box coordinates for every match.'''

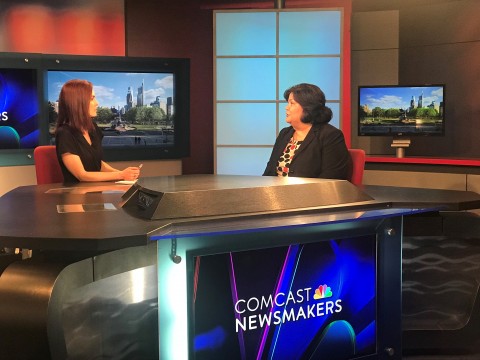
[56,79,94,133]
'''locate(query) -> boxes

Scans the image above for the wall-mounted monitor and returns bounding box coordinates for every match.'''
[0,53,190,166]
[43,55,190,161]
[0,68,39,150]
[358,85,445,137]
[0,54,44,166]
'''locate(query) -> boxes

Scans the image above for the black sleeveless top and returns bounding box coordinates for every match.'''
[55,123,104,183]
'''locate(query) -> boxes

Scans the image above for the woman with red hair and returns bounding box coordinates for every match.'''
[55,79,140,183]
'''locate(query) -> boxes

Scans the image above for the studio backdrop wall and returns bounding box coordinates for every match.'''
[214,7,350,176]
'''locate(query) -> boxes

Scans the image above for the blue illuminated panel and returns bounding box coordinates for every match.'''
[216,103,277,145]
[193,236,376,359]
[330,102,341,129]
[279,11,341,55]
[216,58,276,101]
[279,57,341,101]
[216,12,276,56]
[216,147,272,176]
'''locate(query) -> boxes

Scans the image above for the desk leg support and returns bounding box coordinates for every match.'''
[0,258,93,360]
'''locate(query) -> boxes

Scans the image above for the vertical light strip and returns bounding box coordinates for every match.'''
[193,256,200,303]
[228,252,247,360]
[269,245,304,359]
[255,245,300,360]
[130,267,146,303]
[158,241,188,360]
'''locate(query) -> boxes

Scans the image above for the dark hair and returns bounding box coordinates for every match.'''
[56,79,94,133]
[283,83,333,125]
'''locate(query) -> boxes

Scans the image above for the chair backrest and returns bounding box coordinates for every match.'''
[348,148,366,186]
[33,145,64,185]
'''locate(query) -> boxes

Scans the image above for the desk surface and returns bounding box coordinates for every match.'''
[0,183,160,251]
[1,175,479,251]
[363,184,480,211]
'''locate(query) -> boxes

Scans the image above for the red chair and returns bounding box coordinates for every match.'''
[348,148,366,186]
[33,145,64,185]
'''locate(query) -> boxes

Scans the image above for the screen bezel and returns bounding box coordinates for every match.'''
[358,84,445,137]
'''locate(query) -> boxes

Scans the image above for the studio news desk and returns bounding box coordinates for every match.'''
[1,175,480,360]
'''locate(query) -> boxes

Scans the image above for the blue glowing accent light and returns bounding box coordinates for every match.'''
[0,126,20,149]
[194,326,227,352]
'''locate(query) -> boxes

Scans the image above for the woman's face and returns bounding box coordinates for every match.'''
[89,90,99,117]
[285,93,304,127]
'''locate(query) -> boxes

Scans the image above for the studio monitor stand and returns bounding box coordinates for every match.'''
[391,138,411,158]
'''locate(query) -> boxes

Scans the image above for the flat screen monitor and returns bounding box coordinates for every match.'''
[0,68,39,149]
[192,235,377,359]
[358,85,445,137]
[43,55,190,161]
[47,71,174,147]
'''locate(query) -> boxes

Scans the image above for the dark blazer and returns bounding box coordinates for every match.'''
[263,123,352,180]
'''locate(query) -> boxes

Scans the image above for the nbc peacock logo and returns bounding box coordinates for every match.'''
[313,284,333,300]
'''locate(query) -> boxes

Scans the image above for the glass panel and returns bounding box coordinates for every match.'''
[216,12,276,56]
[57,203,117,213]
[279,57,341,101]
[279,11,341,55]
[216,147,273,175]
[217,103,277,145]
[217,58,277,101]
[329,102,341,129]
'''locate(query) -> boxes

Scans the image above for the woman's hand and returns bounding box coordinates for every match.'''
[121,166,141,181]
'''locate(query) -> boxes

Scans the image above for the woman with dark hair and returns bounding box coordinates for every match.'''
[55,79,141,183]
[263,83,351,179]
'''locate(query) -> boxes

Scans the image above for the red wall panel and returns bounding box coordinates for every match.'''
[1,2,125,55]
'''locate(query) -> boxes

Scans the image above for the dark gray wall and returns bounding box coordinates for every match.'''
[352,0,480,158]
[125,0,214,175]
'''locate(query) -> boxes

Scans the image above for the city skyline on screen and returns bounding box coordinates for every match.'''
[47,71,174,110]
[360,86,444,111]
